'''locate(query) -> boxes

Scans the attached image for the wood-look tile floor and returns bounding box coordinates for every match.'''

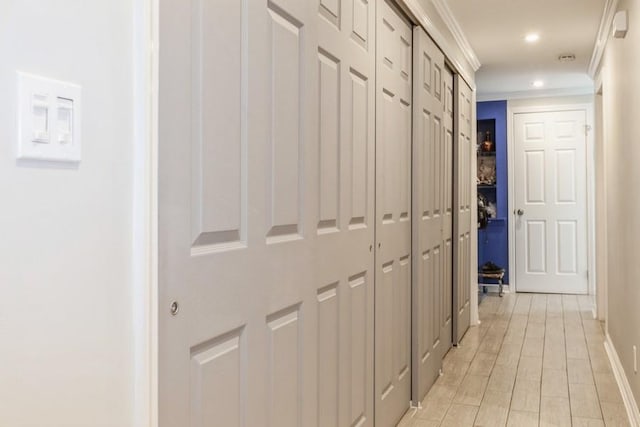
[398,293,630,427]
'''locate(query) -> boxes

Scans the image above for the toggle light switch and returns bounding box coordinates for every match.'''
[57,97,73,145]
[17,72,82,163]
[32,94,49,143]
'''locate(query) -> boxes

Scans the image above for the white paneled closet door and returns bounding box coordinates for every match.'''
[453,76,473,344]
[159,0,376,425]
[316,0,377,426]
[411,27,453,402]
[375,1,412,425]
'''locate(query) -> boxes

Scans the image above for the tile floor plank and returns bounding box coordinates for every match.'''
[572,417,605,427]
[600,401,631,427]
[594,372,624,404]
[569,382,603,420]
[506,410,539,427]
[568,358,596,385]
[510,378,541,413]
[453,374,489,406]
[468,352,498,377]
[521,336,544,358]
[440,403,479,427]
[541,368,569,398]
[486,364,517,394]
[539,396,571,427]
[516,356,543,381]
[474,389,511,427]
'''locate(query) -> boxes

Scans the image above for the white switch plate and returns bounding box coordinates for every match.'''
[17,72,82,162]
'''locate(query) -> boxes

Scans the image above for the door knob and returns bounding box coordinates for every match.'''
[516,209,525,216]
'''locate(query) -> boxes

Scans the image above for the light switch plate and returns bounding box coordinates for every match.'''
[17,72,82,162]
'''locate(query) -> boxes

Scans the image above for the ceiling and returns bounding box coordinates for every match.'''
[446,0,606,99]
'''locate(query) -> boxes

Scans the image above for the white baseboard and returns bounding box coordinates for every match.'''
[477,283,511,294]
[605,334,640,426]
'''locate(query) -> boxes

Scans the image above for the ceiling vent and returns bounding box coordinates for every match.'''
[558,54,576,62]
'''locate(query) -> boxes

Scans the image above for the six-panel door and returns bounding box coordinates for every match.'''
[453,77,473,344]
[514,110,588,294]
[159,0,376,425]
[374,1,413,425]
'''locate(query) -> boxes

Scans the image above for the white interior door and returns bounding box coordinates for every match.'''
[375,0,412,425]
[514,110,588,294]
[453,76,472,343]
[411,27,453,402]
[158,0,377,425]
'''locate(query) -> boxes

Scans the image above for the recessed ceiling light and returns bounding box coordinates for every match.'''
[532,80,544,88]
[525,33,540,43]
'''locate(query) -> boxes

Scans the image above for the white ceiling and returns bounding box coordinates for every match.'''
[446,0,606,99]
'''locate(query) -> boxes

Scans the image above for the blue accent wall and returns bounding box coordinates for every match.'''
[477,101,509,284]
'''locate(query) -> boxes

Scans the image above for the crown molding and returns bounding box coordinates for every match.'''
[588,0,619,78]
[430,0,481,71]
[400,0,476,90]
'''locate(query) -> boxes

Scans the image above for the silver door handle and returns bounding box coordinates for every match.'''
[516,209,525,216]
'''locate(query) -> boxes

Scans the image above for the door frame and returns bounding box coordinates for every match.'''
[507,102,596,298]
[133,0,159,425]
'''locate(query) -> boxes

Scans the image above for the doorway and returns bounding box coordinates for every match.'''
[512,109,589,294]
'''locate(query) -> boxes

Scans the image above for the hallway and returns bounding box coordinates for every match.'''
[5,1,640,425]
[399,293,629,427]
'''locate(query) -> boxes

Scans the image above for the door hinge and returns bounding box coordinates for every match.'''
[585,124,592,134]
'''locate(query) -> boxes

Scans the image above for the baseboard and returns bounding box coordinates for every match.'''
[477,283,511,294]
[605,334,640,426]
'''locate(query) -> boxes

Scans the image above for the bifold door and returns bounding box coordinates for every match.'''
[411,27,454,402]
[453,76,473,343]
[316,0,377,425]
[159,0,376,425]
[374,0,413,425]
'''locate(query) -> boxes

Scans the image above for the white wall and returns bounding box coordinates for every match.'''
[601,0,640,409]
[0,1,135,426]
[594,91,607,321]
